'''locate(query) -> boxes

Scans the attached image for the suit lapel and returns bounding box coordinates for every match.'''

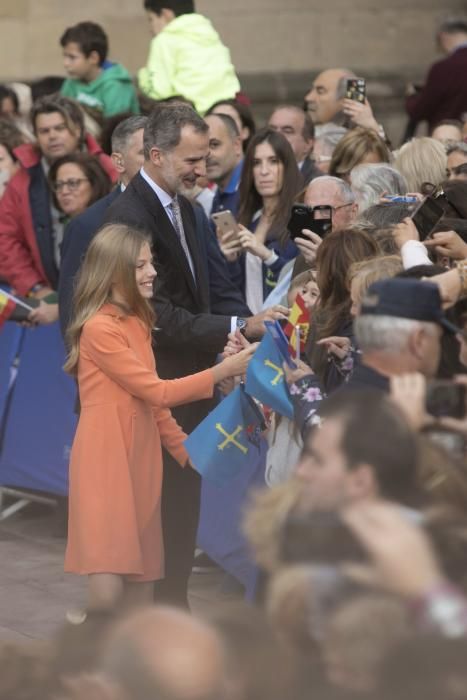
[133,175,199,300]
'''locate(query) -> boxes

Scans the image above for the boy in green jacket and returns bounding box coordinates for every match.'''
[60,22,140,117]
[138,1,240,115]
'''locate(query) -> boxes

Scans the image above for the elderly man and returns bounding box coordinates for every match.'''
[268,104,321,184]
[294,175,358,269]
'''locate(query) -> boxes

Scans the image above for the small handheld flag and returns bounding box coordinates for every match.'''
[284,294,310,356]
[0,289,16,330]
[245,331,294,419]
[185,384,265,487]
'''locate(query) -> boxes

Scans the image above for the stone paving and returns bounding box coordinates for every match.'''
[0,497,239,642]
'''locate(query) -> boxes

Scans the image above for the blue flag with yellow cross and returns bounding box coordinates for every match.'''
[185,384,265,486]
[245,331,294,419]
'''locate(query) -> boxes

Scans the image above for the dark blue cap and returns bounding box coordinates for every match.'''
[360,278,460,334]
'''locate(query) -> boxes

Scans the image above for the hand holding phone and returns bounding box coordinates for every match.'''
[288,204,332,241]
[212,210,239,240]
[410,196,444,241]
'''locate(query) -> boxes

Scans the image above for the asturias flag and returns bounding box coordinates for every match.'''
[245,331,294,419]
[185,384,265,487]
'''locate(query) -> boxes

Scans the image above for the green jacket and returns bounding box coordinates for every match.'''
[138,13,240,115]
[61,62,140,117]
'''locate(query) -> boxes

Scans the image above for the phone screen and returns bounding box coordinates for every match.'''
[288,204,332,240]
[346,78,366,103]
[411,197,444,241]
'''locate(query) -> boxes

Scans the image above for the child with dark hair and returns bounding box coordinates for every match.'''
[60,21,139,117]
[138,1,240,114]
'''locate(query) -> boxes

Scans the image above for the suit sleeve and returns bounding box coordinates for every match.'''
[58,218,94,339]
[82,317,215,406]
[406,63,448,123]
[0,180,47,294]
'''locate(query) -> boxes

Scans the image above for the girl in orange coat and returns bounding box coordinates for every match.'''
[64,224,255,610]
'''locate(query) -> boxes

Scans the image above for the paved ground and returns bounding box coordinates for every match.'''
[0,494,240,642]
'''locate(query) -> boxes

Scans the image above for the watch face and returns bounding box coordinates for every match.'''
[236,319,246,329]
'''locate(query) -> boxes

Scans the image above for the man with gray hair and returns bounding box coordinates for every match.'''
[349,277,458,391]
[293,175,358,270]
[350,163,408,213]
[406,17,467,131]
[104,103,287,606]
[59,114,148,334]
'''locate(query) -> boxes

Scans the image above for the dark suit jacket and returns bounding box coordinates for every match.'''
[58,188,121,337]
[406,46,467,130]
[103,173,233,431]
[301,157,322,186]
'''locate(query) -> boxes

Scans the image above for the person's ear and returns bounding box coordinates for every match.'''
[234,136,243,158]
[111,152,125,174]
[88,50,101,67]
[161,8,175,23]
[409,327,425,362]
[149,146,163,167]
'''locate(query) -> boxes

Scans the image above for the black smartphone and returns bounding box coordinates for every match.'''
[346,78,366,103]
[426,381,467,419]
[410,196,444,241]
[288,204,332,240]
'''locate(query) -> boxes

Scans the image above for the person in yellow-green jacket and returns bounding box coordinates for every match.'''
[60,22,140,118]
[138,1,241,115]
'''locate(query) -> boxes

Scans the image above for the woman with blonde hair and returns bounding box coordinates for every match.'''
[64,224,255,611]
[393,137,447,193]
[329,127,391,181]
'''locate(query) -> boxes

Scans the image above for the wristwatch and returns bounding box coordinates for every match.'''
[236,318,247,335]
[455,260,467,299]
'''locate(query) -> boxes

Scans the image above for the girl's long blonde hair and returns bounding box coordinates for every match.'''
[64,224,155,376]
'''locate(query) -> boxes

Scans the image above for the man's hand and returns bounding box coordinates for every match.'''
[341,501,445,599]
[426,267,462,308]
[294,229,323,265]
[28,302,59,326]
[424,231,467,261]
[244,305,290,340]
[342,97,379,132]
[393,217,420,250]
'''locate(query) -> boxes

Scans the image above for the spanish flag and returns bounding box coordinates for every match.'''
[283,294,311,357]
[0,290,16,330]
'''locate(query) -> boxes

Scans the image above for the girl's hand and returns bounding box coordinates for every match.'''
[317,336,351,360]
[237,225,272,262]
[283,358,314,385]
[213,344,258,382]
[294,229,322,265]
[219,229,243,262]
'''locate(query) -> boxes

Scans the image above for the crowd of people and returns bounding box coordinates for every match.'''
[3,2,467,699]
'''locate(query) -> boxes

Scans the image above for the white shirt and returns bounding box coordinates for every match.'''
[140,167,177,228]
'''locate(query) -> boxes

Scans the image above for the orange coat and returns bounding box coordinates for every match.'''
[65,304,214,581]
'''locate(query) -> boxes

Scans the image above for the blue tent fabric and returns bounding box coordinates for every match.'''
[245,332,294,419]
[197,436,267,599]
[0,323,76,495]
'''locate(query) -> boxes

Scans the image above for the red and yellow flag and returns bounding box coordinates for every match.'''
[0,289,16,330]
[283,294,311,357]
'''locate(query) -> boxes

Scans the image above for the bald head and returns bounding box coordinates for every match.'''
[101,606,227,700]
[304,175,357,229]
[305,68,356,126]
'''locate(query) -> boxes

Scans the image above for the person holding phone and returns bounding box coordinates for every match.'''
[63,223,256,611]
[218,127,302,313]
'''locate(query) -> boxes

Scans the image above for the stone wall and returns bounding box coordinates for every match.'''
[0,0,466,143]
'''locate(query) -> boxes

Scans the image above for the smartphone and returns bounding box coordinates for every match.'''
[345,78,366,104]
[264,320,296,369]
[288,204,332,241]
[426,381,467,419]
[211,210,239,239]
[384,195,418,204]
[410,196,444,241]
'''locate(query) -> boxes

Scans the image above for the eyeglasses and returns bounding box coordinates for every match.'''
[53,177,89,193]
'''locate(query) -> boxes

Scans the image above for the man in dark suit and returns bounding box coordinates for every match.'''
[58,115,148,335]
[103,104,287,606]
[268,105,321,185]
[406,17,467,132]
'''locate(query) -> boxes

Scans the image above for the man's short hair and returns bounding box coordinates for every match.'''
[439,16,467,35]
[313,389,419,503]
[143,103,208,158]
[354,315,438,354]
[206,112,240,139]
[30,94,84,142]
[270,104,315,141]
[308,175,356,204]
[111,115,148,154]
[446,141,467,157]
[60,22,108,65]
[143,0,195,15]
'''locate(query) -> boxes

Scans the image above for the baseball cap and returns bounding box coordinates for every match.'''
[360,278,460,334]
